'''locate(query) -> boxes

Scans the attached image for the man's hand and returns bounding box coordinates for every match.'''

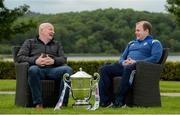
[44,55,54,65]
[123,58,136,66]
[35,54,54,66]
[35,54,46,66]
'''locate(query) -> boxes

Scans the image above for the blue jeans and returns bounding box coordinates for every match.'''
[99,63,136,106]
[28,65,73,105]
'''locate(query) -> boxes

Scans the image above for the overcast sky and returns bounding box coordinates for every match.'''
[4,0,167,14]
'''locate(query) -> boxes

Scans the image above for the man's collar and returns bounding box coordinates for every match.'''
[36,35,54,44]
[136,35,153,42]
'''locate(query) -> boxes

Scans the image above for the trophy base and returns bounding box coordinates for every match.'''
[72,104,92,109]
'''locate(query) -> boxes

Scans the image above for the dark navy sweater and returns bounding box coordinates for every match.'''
[119,36,163,64]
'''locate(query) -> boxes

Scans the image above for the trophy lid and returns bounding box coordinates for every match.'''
[70,68,92,78]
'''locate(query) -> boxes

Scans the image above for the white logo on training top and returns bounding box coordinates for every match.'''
[152,40,159,44]
[144,42,148,46]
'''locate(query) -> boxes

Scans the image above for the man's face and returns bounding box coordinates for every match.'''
[41,25,55,40]
[135,23,148,40]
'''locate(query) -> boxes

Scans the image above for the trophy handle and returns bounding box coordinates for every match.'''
[92,72,100,89]
[93,72,100,82]
[63,73,71,83]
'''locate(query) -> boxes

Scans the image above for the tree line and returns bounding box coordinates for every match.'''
[1,2,180,54]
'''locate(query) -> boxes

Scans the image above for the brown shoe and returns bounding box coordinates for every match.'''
[36,104,43,109]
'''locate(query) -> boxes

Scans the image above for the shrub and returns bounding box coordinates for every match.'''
[161,62,180,81]
[0,60,180,81]
[0,61,15,79]
[0,44,12,54]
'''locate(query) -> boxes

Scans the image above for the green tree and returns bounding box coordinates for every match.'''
[0,0,36,41]
[1,7,179,53]
[166,0,180,26]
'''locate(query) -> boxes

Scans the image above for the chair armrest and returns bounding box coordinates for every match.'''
[135,61,162,81]
[133,61,162,95]
[15,62,29,90]
[136,61,163,75]
[15,62,29,66]
[15,62,29,76]
[136,61,162,69]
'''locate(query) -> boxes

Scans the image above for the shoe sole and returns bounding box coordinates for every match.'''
[106,102,113,108]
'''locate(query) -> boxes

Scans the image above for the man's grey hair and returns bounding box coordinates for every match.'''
[38,23,53,32]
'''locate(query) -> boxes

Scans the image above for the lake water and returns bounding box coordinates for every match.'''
[67,55,180,62]
[1,55,180,62]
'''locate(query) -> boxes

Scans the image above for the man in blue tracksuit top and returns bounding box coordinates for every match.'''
[99,21,163,108]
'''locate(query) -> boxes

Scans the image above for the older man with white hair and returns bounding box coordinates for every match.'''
[17,22,73,108]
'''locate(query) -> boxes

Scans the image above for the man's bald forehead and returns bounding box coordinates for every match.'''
[39,23,53,29]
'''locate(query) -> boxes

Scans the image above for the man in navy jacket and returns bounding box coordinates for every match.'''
[99,21,163,108]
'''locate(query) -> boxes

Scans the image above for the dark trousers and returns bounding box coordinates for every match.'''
[99,63,136,105]
[28,65,73,105]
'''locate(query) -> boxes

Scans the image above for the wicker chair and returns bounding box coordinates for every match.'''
[113,48,169,107]
[13,46,60,107]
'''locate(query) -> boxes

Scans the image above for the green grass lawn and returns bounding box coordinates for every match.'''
[0,80,180,114]
[160,81,180,92]
[0,80,16,91]
[0,94,180,114]
[0,80,180,92]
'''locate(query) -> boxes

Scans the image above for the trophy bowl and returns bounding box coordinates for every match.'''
[63,68,99,109]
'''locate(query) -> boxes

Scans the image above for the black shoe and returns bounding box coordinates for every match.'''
[100,102,113,108]
[112,99,124,108]
[112,103,124,108]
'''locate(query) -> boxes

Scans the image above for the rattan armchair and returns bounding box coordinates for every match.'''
[13,46,60,107]
[113,48,169,107]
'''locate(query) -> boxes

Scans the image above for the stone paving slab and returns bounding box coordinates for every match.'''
[0,91,15,94]
[160,93,180,97]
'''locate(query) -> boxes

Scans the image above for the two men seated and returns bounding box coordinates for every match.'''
[16,21,163,108]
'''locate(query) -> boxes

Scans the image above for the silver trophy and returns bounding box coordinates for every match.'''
[63,68,100,109]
